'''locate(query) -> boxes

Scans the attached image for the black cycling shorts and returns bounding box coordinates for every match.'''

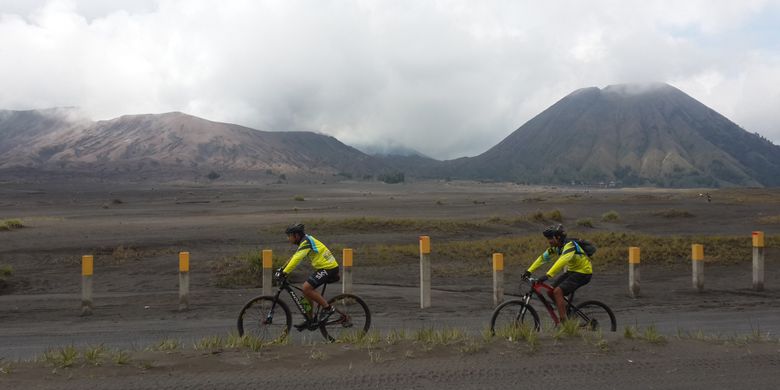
[306,267,340,288]
[551,271,592,296]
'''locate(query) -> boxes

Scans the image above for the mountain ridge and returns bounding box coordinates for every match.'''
[2,83,779,187]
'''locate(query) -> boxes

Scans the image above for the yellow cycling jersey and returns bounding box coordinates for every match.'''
[282,235,339,274]
[527,240,593,277]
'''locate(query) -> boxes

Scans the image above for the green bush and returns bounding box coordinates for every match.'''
[293,195,305,201]
[576,219,594,228]
[546,209,563,222]
[601,211,620,222]
[1,219,24,230]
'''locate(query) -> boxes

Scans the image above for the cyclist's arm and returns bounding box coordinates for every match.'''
[545,250,576,277]
[282,244,312,274]
[527,248,553,273]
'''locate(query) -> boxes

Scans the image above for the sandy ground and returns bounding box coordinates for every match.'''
[1,180,779,388]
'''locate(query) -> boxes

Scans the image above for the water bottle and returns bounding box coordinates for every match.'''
[301,297,312,315]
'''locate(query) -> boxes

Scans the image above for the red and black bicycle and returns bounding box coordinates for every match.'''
[490,276,616,335]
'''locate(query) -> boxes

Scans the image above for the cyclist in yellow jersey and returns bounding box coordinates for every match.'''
[522,224,592,322]
[279,223,339,326]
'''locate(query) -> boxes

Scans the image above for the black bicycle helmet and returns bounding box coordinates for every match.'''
[285,223,305,235]
[542,224,566,239]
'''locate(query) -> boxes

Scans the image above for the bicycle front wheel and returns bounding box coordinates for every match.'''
[573,300,617,332]
[490,300,540,336]
[320,294,371,342]
[237,296,292,342]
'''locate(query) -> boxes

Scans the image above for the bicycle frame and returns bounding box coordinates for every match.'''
[269,278,328,322]
[523,280,586,326]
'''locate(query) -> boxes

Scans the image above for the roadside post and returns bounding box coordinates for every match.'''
[342,248,353,294]
[752,231,765,291]
[262,249,273,296]
[492,253,504,306]
[628,247,640,298]
[81,255,93,316]
[179,252,190,311]
[692,244,704,292]
[420,236,431,309]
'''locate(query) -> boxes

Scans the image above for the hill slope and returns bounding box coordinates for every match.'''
[448,83,780,187]
[0,110,385,180]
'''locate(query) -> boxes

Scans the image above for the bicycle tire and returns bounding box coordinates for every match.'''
[489,299,541,336]
[319,293,371,342]
[237,296,292,342]
[573,300,617,332]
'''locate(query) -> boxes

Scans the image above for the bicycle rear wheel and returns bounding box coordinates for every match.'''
[237,296,292,342]
[319,294,371,342]
[573,300,616,331]
[490,300,540,336]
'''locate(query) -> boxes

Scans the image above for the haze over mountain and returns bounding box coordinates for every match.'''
[0,109,385,181]
[443,83,780,187]
[1,83,778,187]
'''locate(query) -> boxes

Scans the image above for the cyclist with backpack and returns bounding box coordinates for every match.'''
[522,224,593,322]
[278,223,340,328]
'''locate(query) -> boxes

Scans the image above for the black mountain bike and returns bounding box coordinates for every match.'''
[237,269,371,342]
[490,276,616,335]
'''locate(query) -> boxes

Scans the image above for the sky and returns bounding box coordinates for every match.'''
[1,0,779,159]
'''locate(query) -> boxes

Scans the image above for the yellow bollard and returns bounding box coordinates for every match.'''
[492,253,504,306]
[342,248,353,294]
[752,231,765,291]
[419,236,431,309]
[81,255,93,316]
[692,244,704,292]
[628,247,640,298]
[262,249,273,296]
[179,252,190,310]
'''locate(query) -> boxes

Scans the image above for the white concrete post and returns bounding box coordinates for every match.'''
[692,244,704,292]
[342,248,353,294]
[179,252,190,311]
[629,247,640,298]
[419,236,431,309]
[81,255,93,316]
[492,253,504,306]
[262,249,273,296]
[753,231,765,291]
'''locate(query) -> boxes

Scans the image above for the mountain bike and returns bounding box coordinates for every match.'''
[237,269,371,342]
[490,276,616,335]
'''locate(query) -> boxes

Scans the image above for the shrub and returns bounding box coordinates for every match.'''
[757,215,780,224]
[546,209,563,221]
[1,219,24,230]
[378,171,405,184]
[654,209,694,218]
[601,211,620,222]
[293,195,305,201]
[576,219,594,228]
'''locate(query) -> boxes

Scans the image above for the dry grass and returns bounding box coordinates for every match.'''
[654,209,695,218]
[214,250,286,287]
[757,215,780,224]
[0,219,24,231]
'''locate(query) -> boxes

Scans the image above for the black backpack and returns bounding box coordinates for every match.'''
[568,238,597,257]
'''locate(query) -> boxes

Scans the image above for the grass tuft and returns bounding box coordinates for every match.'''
[654,209,694,218]
[149,339,180,352]
[83,344,106,366]
[0,219,24,231]
[576,218,594,228]
[194,336,224,351]
[601,211,620,222]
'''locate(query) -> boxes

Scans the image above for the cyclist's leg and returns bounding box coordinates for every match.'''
[550,272,572,321]
[303,268,340,308]
[555,272,592,320]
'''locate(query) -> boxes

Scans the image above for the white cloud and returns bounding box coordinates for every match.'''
[0,0,779,159]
